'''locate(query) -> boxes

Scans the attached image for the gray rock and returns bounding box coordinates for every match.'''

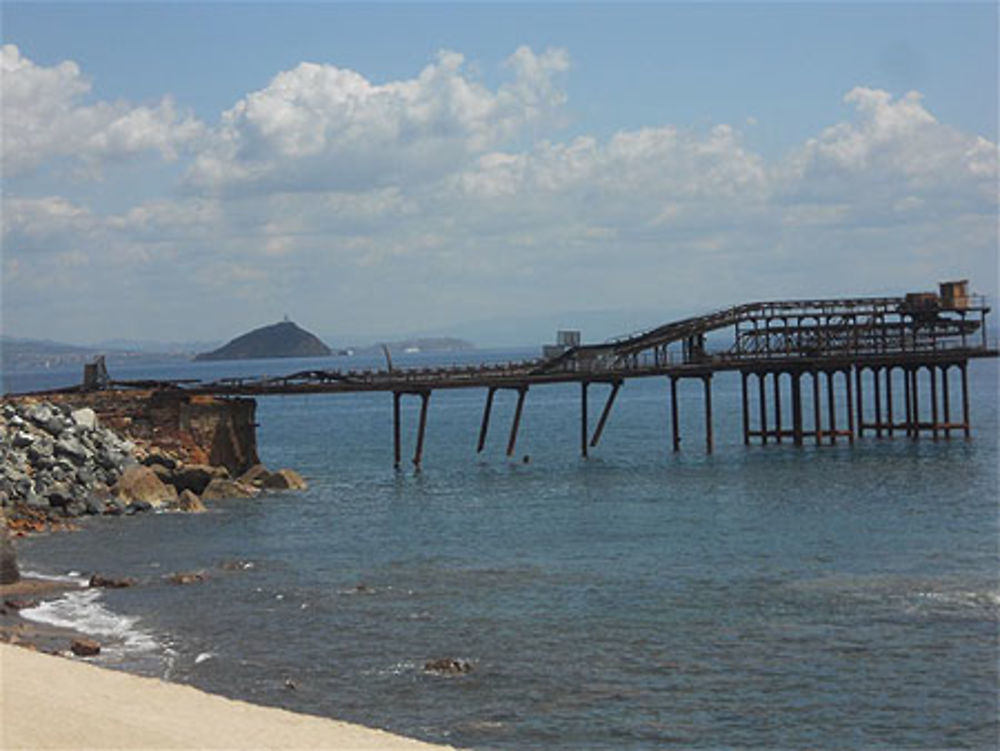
[85,497,107,515]
[64,501,87,517]
[55,437,90,465]
[70,408,98,430]
[11,431,34,449]
[46,482,75,508]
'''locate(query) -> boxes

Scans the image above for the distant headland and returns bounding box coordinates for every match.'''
[194,321,331,361]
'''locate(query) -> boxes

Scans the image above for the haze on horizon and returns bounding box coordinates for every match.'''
[2,3,997,348]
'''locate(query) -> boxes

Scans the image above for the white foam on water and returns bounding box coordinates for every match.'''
[195,651,216,664]
[19,588,160,656]
[20,569,89,587]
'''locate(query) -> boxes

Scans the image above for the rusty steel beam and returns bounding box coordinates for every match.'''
[506,386,528,457]
[477,387,497,453]
[590,380,622,448]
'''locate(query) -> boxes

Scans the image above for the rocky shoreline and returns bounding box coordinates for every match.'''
[1,391,303,536]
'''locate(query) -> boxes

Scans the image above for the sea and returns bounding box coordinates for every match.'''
[5,350,998,750]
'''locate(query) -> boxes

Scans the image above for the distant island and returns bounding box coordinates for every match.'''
[194,321,332,361]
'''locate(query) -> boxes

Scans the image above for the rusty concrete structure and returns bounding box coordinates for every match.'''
[33,281,997,470]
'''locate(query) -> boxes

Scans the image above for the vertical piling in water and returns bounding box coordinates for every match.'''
[393,392,402,469]
[773,372,783,444]
[741,371,750,446]
[826,371,837,445]
[580,382,589,458]
[506,386,528,457]
[670,376,680,452]
[477,387,496,453]
[791,371,803,446]
[413,391,430,468]
[703,375,714,454]
[930,365,939,440]
[885,366,894,437]
[845,368,855,444]
[961,362,970,438]
[812,370,822,445]
[941,366,951,438]
[758,372,768,445]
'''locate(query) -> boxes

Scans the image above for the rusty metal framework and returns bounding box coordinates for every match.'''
[57,284,995,469]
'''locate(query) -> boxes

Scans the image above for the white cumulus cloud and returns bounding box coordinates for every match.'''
[1,44,205,176]
[185,46,570,194]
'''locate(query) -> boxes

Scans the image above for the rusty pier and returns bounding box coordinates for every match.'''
[183,280,994,468]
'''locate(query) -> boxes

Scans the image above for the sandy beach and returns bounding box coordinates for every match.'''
[1,642,451,750]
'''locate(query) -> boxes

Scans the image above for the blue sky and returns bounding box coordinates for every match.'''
[2,2,998,345]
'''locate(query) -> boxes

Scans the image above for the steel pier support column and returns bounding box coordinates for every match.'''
[773,371,783,444]
[413,391,430,469]
[911,367,920,440]
[506,386,528,457]
[741,372,750,446]
[855,366,864,438]
[477,387,496,454]
[845,369,855,444]
[670,376,680,452]
[580,382,589,458]
[393,392,402,469]
[930,365,939,440]
[758,372,768,445]
[903,366,913,437]
[591,380,622,449]
[873,367,882,438]
[703,375,714,454]
[941,366,951,439]
[885,366,894,437]
[791,371,803,446]
[961,362,970,438]
[826,371,837,445]
[812,371,822,446]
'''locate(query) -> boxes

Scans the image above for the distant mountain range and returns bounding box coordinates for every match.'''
[0,336,198,373]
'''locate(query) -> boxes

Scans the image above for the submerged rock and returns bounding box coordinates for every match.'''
[424,658,474,675]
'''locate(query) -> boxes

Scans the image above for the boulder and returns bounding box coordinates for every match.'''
[70,408,98,430]
[200,478,256,501]
[168,464,229,495]
[168,571,206,585]
[262,469,308,491]
[424,658,473,675]
[55,437,90,465]
[112,466,178,509]
[176,489,206,513]
[89,574,136,589]
[0,521,20,585]
[143,450,178,471]
[237,463,272,488]
[71,638,101,657]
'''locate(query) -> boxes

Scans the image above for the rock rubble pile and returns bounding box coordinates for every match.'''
[1,401,137,520]
[1,399,307,532]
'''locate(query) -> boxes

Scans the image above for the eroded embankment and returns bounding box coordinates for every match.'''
[1,388,304,537]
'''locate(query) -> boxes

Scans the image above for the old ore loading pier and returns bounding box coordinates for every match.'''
[85,281,998,469]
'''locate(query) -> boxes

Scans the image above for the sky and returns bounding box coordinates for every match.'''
[2,2,998,347]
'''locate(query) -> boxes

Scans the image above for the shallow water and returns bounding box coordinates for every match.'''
[13,355,999,749]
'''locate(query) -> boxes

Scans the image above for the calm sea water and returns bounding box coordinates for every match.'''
[10,353,999,749]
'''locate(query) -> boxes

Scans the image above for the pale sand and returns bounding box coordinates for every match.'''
[1,644,451,750]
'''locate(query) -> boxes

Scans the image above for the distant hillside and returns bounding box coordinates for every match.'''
[194,321,332,361]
